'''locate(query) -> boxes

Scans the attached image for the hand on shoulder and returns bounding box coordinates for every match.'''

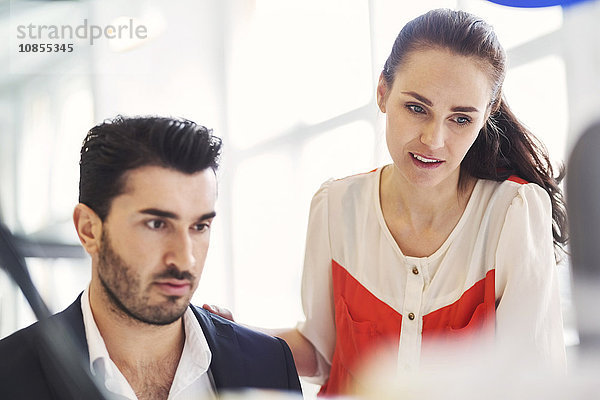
[203,304,235,322]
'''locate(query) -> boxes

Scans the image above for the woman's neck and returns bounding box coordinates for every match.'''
[380,164,476,229]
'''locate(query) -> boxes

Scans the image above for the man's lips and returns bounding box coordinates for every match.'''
[154,280,192,296]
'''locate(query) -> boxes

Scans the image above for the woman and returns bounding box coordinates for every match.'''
[207,8,568,396]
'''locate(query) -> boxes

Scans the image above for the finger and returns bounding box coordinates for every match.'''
[202,304,235,321]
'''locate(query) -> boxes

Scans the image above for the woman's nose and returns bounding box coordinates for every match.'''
[420,120,445,149]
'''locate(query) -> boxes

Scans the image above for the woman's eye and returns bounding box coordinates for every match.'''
[407,104,425,114]
[146,220,165,229]
[455,116,472,125]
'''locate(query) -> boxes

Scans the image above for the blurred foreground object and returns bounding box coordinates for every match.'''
[218,388,304,399]
[352,340,599,399]
[567,120,600,356]
[486,0,592,8]
[0,221,109,399]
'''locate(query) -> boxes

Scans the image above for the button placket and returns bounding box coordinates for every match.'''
[397,262,425,371]
[404,264,423,322]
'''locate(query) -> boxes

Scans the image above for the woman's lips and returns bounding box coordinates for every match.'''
[410,152,444,169]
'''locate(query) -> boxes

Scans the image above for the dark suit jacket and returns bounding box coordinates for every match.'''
[0,295,301,399]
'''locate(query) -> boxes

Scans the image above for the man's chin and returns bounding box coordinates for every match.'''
[123,297,191,326]
[134,307,188,326]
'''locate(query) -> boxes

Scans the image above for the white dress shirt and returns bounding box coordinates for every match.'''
[81,286,217,400]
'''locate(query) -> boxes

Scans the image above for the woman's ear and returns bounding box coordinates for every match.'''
[73,203,102,256]
[377,73,388,113]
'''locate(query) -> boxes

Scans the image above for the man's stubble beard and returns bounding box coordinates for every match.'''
[97,229,196,326]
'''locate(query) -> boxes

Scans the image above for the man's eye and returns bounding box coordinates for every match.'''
[193,223,210,232]
[407,104,425,114]
[146,220,165,229]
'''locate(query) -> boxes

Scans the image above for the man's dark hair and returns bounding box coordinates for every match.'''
[79,115,222,220]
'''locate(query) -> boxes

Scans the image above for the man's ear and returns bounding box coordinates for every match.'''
[73,204,102,256]
[376,73,388,113]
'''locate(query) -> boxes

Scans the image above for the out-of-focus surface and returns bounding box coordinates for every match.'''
[567,120,600,362]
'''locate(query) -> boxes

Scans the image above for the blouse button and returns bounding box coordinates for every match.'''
[408,312,415,320]
[412,266,419,275]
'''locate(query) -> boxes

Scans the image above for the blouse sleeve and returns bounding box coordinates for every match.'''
[296,180,336,383]
[494,183,566,370]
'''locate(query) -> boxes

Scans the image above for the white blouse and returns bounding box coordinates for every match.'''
[298,167,565,392]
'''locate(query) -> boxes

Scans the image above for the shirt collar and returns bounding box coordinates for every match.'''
[170,306,212,397]
[81,285,136,398]
[80,285,213,399]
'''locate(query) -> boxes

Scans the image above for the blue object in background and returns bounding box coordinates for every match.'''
[487,0,592,8]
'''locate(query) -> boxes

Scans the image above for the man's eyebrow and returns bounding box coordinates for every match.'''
[401,91,480,113]
[198,211,217,221]
[139,209,217,221]
[140,208,178,219]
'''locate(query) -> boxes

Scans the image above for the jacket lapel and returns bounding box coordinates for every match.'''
[190,306,245,390]
[36,294,98,399]
[53,294,89,361]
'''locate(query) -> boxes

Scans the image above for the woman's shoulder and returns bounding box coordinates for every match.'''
[333,167,380,185]
[308,168,381,218]
[314,167,380,196]
[477,175,551,213]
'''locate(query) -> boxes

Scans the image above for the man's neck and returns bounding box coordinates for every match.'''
[87,284,186,399]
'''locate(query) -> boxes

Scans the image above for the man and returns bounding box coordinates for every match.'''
[0,116,301,399]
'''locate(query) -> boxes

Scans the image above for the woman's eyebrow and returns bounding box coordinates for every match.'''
[451,106,480,113]
[402,91,480,113]
[402,91,433,106]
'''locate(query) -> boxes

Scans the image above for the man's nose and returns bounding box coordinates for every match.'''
[165,230,196,270]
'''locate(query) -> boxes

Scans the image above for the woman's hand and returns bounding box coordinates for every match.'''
[202,304,235,322]
[202,304,319,377]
